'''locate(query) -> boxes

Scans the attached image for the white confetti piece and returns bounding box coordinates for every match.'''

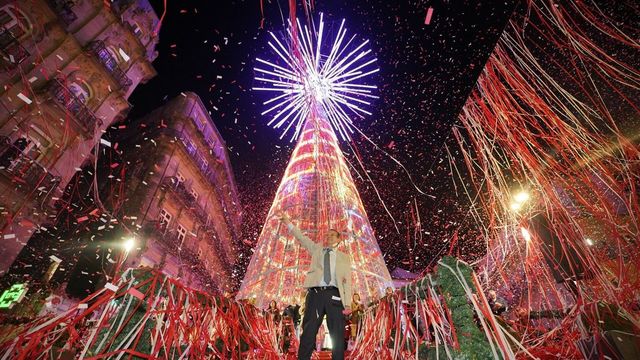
[104,282,118,292]
[3,234,15,239]
[100,138,111,147]
[77,303,88,309]
[118,48,130,62]
[49,255,62,263]
[17,93,32,104]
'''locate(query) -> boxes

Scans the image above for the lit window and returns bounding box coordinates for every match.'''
[186,140,197,154]
[177,224,187,242]
[159,208,172,227]
[176,172,185,184]
[206,136,216,149]
[68,81,91,104]
[198,157,208,172]
[195,117,206,131]
[106,46,121,63]
[131,22,144,38]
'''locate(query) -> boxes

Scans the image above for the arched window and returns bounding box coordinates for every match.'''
[106,46,121,64]
[68,80,92,104]
[0,5,32,39]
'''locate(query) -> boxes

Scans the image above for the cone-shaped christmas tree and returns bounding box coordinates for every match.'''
[238,14,392,309]
[237,107,393,309]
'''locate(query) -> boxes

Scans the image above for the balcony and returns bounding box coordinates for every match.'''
[87,41,132,90]
[0,27,29,69]
[47,0,78,25]
[48,78,102,135]
[144,222,182,252]
[160,128,239,244]
[0,137,61,207]
[161,176,231,268]
[142,221,219,291]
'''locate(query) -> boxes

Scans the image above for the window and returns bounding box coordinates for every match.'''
[159,208,172,228]
[177,224,187,242]
[0,136,43,171]
[185,139,197,155]
[93,44,119,72]
[0,6,31,66]
[0,6,32,40]
[205,136,216,150]
[68,81,91,104]
[190,188,199,201]
[107,46,121,63]
[195,117,206,131]
[176,172,185,185]
[131,22,144,38]
[197,156,208,172]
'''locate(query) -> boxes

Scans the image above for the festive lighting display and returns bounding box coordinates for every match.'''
[1,1,638,358]
[252,13,379,141]
[236,109,394,308]
[239,15,391,309]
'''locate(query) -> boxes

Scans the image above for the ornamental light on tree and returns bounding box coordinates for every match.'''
[252,13,379,141]
[237,14,392,309]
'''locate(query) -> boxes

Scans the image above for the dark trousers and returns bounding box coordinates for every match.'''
[298,287,345,360]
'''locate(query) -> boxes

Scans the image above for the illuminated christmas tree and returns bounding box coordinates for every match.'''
[237,14,393,309]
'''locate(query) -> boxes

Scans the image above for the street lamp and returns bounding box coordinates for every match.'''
[510,190,530,212]
[123,238,136,253]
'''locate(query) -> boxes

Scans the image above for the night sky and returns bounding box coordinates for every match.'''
[127,0,518,287]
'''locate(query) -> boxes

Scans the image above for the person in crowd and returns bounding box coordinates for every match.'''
[487,290,508,316]
[349,293,365,339]
[266,299,281,323]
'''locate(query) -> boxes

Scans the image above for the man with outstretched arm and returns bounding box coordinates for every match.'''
[278,212,353,360]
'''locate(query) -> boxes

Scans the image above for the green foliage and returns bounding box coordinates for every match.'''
[415,257,498,360]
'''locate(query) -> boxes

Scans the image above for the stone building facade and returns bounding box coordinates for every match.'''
[0,0,159,274]
[116,92,241,292]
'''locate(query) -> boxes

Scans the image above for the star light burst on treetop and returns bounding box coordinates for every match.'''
[253,13,379,141]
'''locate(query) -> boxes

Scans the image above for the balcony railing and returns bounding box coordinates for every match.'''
[144,222,182,252]
[0,137,61,207]
[161,176,232,269]
[143,221,220,291]
[160,128,240,245]
[47,0,78,25]
[0,27,29,68]
[87,41,132,90]
[48,78,102,135]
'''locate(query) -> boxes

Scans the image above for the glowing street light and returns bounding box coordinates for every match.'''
[510,190,530,212]
[514,191,530,203]
[123,238,136,253]
[510,202,523,211]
